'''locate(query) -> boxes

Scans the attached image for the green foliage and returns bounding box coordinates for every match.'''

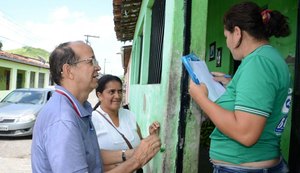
[200,119,215,148]
[7,46,50,62]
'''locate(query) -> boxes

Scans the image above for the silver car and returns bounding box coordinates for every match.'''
[0,88,54,137]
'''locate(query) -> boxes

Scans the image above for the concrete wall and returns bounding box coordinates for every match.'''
[0,59,50,100]
[129,0,185,172]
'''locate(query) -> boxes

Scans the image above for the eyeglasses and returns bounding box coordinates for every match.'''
[72,56,99,67]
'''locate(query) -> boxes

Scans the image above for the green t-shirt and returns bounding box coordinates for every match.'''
[210,45,291,164]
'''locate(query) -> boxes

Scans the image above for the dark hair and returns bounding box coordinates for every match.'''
[93,74,123,110]
[223,1,290,40]
[49,42,79,85]
[123,104,130,110]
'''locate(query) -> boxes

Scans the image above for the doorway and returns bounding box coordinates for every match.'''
[288,1,300,172]
[5,70,10,90]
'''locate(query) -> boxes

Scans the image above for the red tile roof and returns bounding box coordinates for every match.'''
[0,51,49,68]
[113,0,142,42]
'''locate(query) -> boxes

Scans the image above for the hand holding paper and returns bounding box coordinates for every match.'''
[211,71,231,78]
[182,53,226,102]
[211,71,232,86]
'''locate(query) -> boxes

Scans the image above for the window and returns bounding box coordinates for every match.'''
[147,0,166,84]
[16,70,25,88]
[30,72,35,88]
[38,73,45,88]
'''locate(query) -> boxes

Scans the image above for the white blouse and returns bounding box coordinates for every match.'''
[92,107,141,150]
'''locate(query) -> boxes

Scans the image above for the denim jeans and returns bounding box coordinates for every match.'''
[213,158,289,173]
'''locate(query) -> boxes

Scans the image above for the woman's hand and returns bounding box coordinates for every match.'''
[149,121,160,135]
[211,72,231,86]
[189,79,208,101]
[132,134,161,167]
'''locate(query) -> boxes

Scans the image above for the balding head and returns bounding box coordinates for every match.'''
[49,41,92,85]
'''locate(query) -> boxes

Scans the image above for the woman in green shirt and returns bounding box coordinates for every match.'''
[189,2,291,173]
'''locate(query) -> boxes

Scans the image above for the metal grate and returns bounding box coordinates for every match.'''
[147,0,165,84]
[137,35,143,84]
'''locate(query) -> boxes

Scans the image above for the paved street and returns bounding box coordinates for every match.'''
[0,136,32,173]
[0,91,98,173]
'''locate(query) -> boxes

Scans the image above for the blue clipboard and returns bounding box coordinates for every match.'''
[181,53,200,84]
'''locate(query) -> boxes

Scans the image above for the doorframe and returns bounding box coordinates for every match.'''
[288,0,300,172]
[176,0,192,172]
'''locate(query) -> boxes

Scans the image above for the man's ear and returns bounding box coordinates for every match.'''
[61,64,74,80]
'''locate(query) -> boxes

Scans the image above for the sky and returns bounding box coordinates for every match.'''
[0,0,129,76]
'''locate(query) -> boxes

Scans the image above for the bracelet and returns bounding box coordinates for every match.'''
[122,150,126,161]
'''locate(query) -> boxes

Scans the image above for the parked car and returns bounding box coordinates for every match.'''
[0,88,54,137]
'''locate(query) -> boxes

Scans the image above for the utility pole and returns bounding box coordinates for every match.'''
[84,35,99,45]
[103,58,106,74]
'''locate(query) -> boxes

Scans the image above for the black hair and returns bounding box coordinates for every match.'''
[93,74,123,110]
[49,42,79,85]
[223,1,290,40]
[123,104,130,110]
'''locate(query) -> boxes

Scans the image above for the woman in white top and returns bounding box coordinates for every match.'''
[92,74,160,172]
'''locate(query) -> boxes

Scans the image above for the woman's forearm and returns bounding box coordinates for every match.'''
[101,149,134,165]
[193,93,266,146]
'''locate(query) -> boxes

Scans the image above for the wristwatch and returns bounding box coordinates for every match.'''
[122,150,126,161]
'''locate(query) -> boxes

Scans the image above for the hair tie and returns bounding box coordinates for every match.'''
[261,9,272,24]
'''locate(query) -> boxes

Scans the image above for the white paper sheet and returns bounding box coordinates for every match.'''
[190,61,226,102]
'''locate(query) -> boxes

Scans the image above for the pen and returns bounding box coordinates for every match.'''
[223,74,232,78]
[211,72,232,78]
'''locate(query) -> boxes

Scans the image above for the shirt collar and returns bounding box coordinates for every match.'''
[55,85,93,117]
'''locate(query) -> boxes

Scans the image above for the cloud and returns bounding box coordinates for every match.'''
[0,6,125,76]
[49,6,78,22]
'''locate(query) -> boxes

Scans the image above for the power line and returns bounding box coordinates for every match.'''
[0,35,27,48]
[0,9,41,47]
[0,9,39,40]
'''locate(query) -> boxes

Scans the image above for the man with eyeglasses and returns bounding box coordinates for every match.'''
[31,41,161,173]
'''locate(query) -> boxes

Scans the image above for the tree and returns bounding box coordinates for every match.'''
[0,41,2,50]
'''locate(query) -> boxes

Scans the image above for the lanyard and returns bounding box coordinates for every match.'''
[56,89,81,117]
